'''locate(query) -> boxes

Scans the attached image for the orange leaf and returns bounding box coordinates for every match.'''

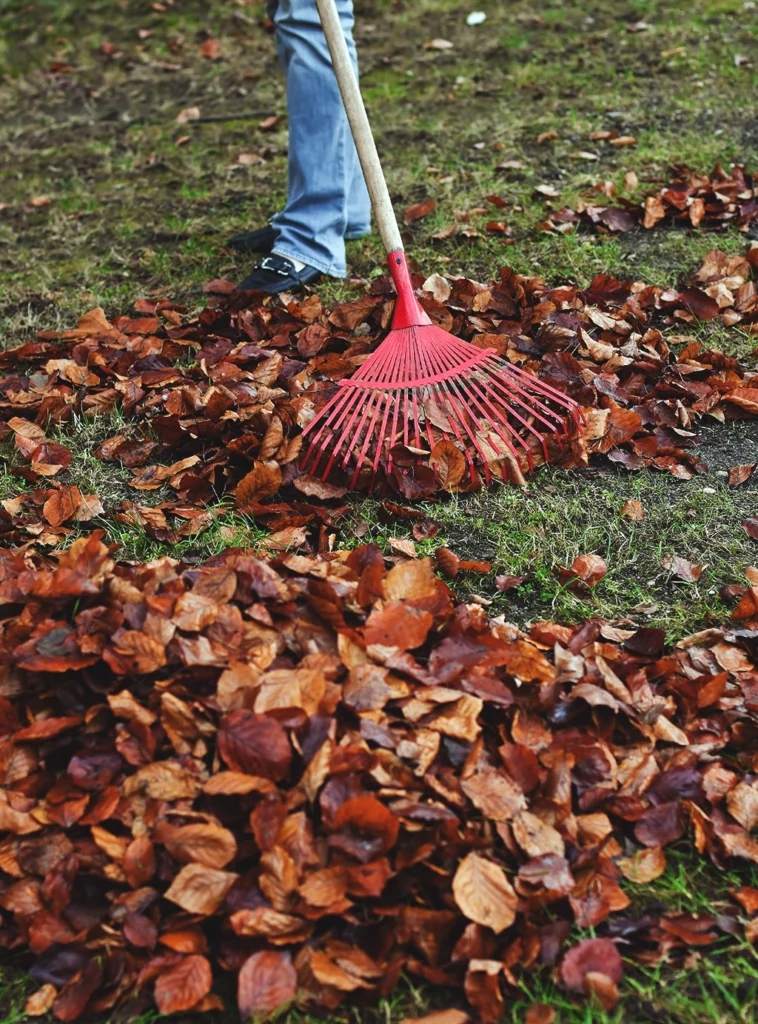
[154,956,212,1015]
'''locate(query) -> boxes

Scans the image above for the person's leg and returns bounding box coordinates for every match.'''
[268,0,367,276]
[231,0,370,259]
[345,137,371,241]
[342,23,371,241]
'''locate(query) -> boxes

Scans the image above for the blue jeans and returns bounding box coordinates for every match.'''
[266,0,372,277]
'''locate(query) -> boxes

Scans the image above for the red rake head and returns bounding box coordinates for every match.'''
[301,252,583,493]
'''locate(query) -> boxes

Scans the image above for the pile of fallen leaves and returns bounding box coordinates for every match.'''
[0,244,757,548]
[537,164,758,236]
[3,535,758,1020]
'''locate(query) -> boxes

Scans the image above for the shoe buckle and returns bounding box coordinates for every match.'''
[260,256,291,277]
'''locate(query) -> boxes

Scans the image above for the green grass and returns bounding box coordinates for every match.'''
[347,420,758,638]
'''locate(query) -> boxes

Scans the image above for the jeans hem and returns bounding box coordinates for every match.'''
[345,227,371,240]
[271,246,345,279]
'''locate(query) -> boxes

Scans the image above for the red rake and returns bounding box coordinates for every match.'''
[303,1,583,493]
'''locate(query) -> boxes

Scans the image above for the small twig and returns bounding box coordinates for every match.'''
[192,111,278,124]
[232,10,258,26]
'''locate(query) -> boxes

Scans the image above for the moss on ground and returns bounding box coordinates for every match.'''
[2,0,758,1021]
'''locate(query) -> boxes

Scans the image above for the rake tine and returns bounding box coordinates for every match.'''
[456,375,535,472]
[471,375,551,464]
[484,361,576,432]
[340,385,382,469]
[348,389,385,488]
[320,387,371,480]
[301,386,357,475]
[438,378,491,476]
[502,360,584,426]
[479,370,571,454]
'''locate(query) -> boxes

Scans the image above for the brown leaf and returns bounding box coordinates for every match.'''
[25,986,57,1017]
[643,194,666,229]
[621,499,644,521]
[235,461,282,506]
[725,389,758,416]
[561,938,622,992]
[165,823,238,869]
[495,573,527,591]
[238,950,297,1017]
[297,323,331,358]
[259,417,284,461]
[729,464,755,487]
[176,106,200,123]
[422,273,452,302]
[429,440,466,490]
[291,475,348,500]
[436,547,461,578]
[743,518,758,540]
[525,1007,556,1024]
[218,710,292,780]
[569,554,608,588]
[164,864,238,915]
[124,836,155,888]
[383,558,438,601]
[727,782,758,831]
[389,537,417,558]
[259,115,281,132]
[401,1013,469,1024]
[617,846,667,883]
[678,288,720,321]
[404,199,437,224]
[452,852,517,933]
[662,554,702,582]
[458,559,491,573]
[198,39,220,59]
[732,886,758,915]
[635,801,684,847]
[594,406,642,453]
[154,956,212,1014]
[43,487,82,526]
[364,603,432,651]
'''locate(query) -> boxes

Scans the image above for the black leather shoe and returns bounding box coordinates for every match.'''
[227,224,277,253]
[236,254,322,294]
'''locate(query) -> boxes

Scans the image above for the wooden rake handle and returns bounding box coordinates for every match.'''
[314,0,403,255]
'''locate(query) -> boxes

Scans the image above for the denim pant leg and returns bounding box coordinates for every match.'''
[345,165,372,239]
[267,0,371,275]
